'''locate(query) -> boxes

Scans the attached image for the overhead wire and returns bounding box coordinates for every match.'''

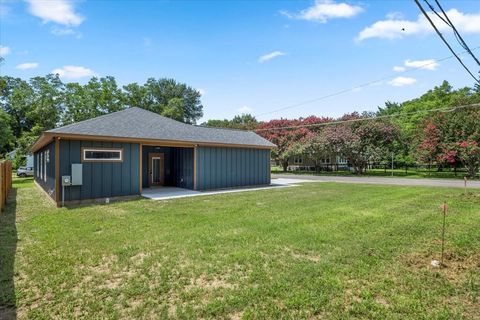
[253,103,480,132]
[254,47,480,118]
[414,0,479,84]
[431,0,480,66]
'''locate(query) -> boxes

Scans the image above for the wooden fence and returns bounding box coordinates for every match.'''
[0,160,13,212]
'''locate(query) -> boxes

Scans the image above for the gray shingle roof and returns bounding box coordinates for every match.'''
[47,107,274,148]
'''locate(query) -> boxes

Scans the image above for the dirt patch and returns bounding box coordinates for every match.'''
[375,296,390,308]
[89,255,119,274]
[284,247,321,263]
[185,275,236,291]
[229,310,244,320]
[403,251,480,282]
[131,252,150,265]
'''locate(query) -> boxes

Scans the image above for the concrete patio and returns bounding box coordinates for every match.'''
[141,178,315,200]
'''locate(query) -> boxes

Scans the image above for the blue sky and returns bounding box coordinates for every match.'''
[1,0,480,123]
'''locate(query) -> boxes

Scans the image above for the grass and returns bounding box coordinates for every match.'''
[271,166,479,180]
[1,178,479,319]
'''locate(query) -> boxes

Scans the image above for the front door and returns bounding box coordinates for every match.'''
[148,153,165,186]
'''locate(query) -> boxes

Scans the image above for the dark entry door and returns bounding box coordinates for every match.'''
[148,153,165,186]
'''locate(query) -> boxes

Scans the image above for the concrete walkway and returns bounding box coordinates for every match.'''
[141,178,314,201]
[272,174,480,189]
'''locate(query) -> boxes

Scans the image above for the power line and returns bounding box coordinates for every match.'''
[254,103,480,132]
[254,47,479,118]
[432,0,480,66]
[414,0,480,84]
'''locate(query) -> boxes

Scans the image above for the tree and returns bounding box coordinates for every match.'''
[202,114,259,130]
[63,76,125,124]
[0,76,34,138]
[256,117,330,171]
[288,133,330,171]
[322,113,399,174]
[124,78,203,124]
[0,108,14,156]
[416,106,480,177]
[28,74,65,131]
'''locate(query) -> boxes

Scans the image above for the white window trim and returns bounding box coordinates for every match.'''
[40,152,43,180]
[82,148,123,162]
[44,151,47,182]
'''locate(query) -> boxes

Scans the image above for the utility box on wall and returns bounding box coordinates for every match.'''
[71,164,83,186]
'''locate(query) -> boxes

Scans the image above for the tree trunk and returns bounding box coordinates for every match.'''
[282,160,288,172]
[467,164,478,178]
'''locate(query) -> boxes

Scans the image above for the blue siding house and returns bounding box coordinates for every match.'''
[31,107,274,206]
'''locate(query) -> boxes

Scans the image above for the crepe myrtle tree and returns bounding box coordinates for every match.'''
[256,120,310,171]
[287,133,332,171]
[417,107,480,177]
[256,117,330,171]
[322,113,400,174]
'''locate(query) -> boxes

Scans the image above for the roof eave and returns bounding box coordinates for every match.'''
[33,132,275,150]
[30,132,55,153]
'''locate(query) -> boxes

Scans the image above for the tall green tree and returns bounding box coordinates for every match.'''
[28,74,65,131]
[202,114,259,130]
[63,76,125,124]
[0,108,14,156]
[124,78,203,124]
[0,76,34,138]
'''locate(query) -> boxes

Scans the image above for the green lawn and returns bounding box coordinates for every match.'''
[1,178,479,319]
[271,166,479,180]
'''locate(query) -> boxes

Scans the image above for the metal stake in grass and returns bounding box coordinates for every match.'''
[440,203,448,268]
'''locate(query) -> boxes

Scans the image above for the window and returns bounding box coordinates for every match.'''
[44,151,47,182]
[293,157,303,164]
[82,148,123,162]
[36,154,40,177]
[40,152,43,180]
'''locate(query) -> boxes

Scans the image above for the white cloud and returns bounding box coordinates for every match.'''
[282,0,363,23]
[388,76,417,87]
[51,26,80,37]
[238,106,252,113]
[52,65,96,79]
[393,66,406,72]
[386,12,404,20]
[404,59,439,70]
[16,62,39,70]
[357,9,480,41]
[27,0,84,27]
[258,51,286,63]
[197,88,206,95]
[0,45,11,56]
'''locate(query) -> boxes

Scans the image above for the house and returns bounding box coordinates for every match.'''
[31,107,275,206]
[287,155,348,171]
[6,149,34,167]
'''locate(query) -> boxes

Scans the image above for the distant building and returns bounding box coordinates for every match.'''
[6,149,34,168]
[286,155,349,172]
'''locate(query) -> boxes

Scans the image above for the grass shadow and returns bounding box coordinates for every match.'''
[12,177,33,186]
[0,188,18,320]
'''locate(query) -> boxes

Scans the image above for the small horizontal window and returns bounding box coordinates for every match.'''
[82,148,123,162]
[294,157,303,164]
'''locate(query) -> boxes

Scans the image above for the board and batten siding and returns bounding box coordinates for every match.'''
[195,146,270,190]
[59,140,140,201]
[33,140,56,200]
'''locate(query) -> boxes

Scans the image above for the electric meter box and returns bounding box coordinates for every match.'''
[62,176,71,186]
[71,164,83,186]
